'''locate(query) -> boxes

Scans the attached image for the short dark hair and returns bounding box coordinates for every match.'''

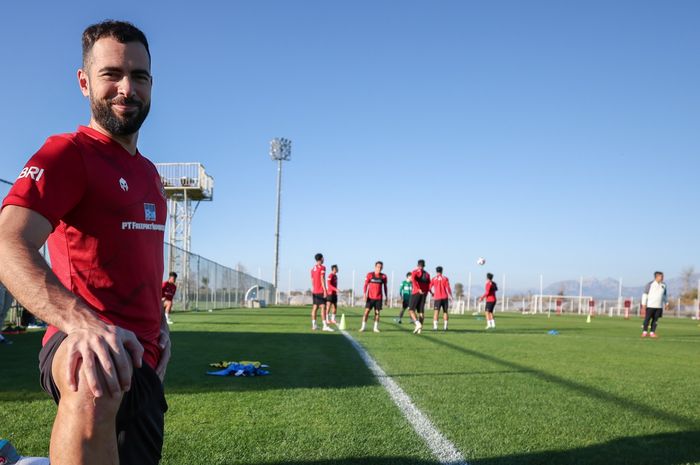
[417,259,425,267]
[654,271,664,277]
[169,272,177,279]
[436,266,443,273]
[406,272,412,277]
[487,273,494,280]
[82,20,150,68]
[314,253,323,261]
[331,265,338,271]
[375,261,383,267]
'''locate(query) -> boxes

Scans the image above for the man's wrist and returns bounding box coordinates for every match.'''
[62,304,106,334]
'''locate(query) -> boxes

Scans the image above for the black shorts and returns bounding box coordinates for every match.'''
[434,298,449,312]
[409,293,427,313]
[402,296,410,310]
[365,299,383,311]
[312,293,326,306]
[39,331,168,465]
[485,301,497,313]
[326,294,338,305]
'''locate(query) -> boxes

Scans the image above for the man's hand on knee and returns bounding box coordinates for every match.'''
[61,324,144,398]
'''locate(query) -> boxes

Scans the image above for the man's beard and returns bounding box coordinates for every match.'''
[91,94,150,136]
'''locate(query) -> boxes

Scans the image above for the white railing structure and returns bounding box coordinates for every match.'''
[156,163,216,306]
[157,162,214,200]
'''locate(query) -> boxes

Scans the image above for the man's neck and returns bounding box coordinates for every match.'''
[88,119,139,155]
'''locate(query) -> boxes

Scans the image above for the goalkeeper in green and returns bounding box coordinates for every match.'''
[395,272,413,324]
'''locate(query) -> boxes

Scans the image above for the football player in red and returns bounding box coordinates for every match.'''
[430,266,452,331]
[310,253,331,331]
[325,264,339,325]
[408,259,431,334]
[478,273,498,329]
[361,261,388,333]
[0,21,168,465]
[162,272,177,325]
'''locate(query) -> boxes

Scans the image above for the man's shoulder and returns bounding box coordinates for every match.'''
[36,132,82,158]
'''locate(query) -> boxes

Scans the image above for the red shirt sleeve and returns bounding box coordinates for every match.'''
[2,135,87,229]
[446,277,452,298]
[482,281,491,299]
[411,270,419,290]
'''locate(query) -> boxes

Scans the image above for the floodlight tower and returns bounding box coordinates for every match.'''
[270,138,291,304]
[155,163,214,309]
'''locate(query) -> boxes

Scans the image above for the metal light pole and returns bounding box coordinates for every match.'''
[270,138,291,304]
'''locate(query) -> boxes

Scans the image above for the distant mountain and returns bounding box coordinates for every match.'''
[542,274,699,299]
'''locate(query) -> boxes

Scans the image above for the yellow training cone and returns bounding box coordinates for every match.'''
[339,313,346,330]
[586,314,591,324]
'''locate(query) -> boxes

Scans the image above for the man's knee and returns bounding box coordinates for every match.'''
[51,336,124,419]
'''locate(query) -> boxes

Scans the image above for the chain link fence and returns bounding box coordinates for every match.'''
[164,242,274,312]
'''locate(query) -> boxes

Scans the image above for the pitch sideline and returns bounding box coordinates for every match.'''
[340,329,470,465]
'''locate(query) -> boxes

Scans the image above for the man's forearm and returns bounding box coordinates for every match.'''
[0,237,103,333]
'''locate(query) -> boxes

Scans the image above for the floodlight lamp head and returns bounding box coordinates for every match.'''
[270,137,292,161]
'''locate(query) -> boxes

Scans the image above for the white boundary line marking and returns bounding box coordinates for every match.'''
[341,329,469,465]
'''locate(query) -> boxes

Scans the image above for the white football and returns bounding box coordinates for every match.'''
[477,257,486,266]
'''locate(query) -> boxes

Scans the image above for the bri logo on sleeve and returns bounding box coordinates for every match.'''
[17,166,45,181]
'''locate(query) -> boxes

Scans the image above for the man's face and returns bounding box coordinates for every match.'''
[79,37,152,136]
[655,274,664,283]
[375,264,383,274]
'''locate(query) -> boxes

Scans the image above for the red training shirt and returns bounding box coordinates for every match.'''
[2,126,166,369]
[364,272,388,300]
[162,281,177,301]
[481,281,497,303]
[430,275,452,300]
[327,273,338,295]
[411,268,431,295]
[311,264,326,294]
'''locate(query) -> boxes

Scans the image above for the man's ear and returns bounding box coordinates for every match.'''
[77,68,90,97]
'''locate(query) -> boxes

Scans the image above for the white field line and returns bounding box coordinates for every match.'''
[341,329,469,465]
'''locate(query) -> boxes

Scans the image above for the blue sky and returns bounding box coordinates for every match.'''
[0,1,698,292]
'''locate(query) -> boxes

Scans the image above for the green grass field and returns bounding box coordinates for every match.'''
[2,307,699,464]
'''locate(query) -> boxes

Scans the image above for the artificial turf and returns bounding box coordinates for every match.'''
[1,307,698,465]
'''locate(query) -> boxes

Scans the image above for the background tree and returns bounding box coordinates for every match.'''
[681,266,695,293]
[681,266,697,304]
[454,282,464,299]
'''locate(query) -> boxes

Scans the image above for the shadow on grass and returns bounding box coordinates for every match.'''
[251,430,700,464]
[421,334,700,430]
[258,459,441,465]
[165,331,376,394]
[386,369,535,379]
[0,331,46,401]
[472,430,700,465]
[0,330,377,400]
[253,431,700,465]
